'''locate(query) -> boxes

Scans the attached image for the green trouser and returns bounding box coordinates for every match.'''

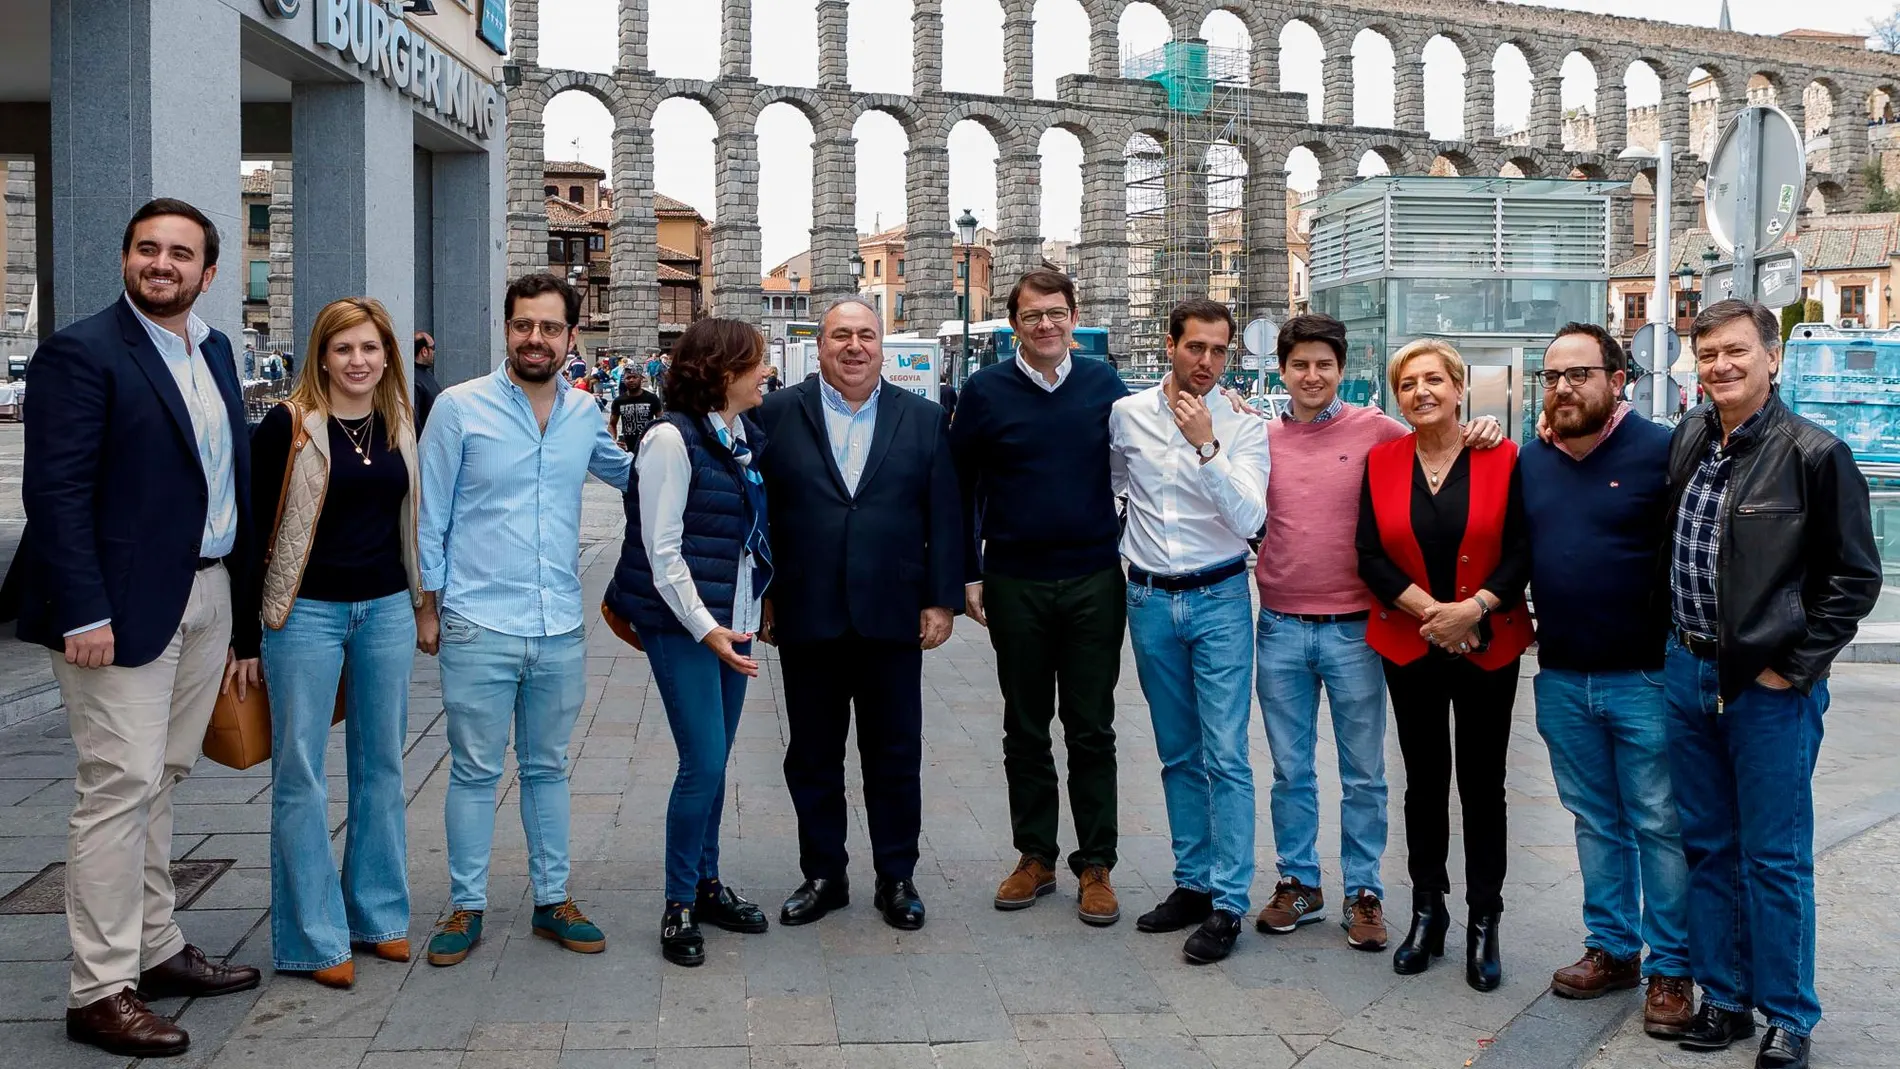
[984,565,1124,874]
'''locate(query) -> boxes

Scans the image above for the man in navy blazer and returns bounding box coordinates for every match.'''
[0,199,261,1057]
[753,296,961,932]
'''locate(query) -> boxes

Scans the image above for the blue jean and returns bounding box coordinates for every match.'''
[1125,569,1257,916]
[263,593,416,971]
[1255,610,1388,899]
[1533,667,1690,977]
[439,611,587,911]
[641,627,750,905]
[1664,637,1827,1036]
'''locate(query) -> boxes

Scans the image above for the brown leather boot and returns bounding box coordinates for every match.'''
[1550,947,1641,999]
[1076,865,1120,927]
[66,989,189,1058]
[370,939,411,963]
[1643,975,1696,1037]
[136,944,261,1000]
[994,855,1056,910]
[310,960,354,989]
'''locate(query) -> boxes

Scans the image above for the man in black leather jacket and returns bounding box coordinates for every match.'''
[1658,299,1880,1069]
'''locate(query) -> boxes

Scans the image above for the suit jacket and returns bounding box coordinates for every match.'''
[0,298,258,666]
[754,378,962,645]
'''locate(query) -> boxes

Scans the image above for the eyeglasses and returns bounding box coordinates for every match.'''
[1538,366,1608,389]
[1016,308,1072,328]
[508,318,570,340]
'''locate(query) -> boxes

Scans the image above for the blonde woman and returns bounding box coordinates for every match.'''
[248,298,424,988]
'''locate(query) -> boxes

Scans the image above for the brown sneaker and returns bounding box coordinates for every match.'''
[1644,975,1696,1037]
[994,855,1057,911]
[1551,947,1642,999]
[1342,891,1388,951]
[1255,877,1325,933]
[1076,865,1120,927]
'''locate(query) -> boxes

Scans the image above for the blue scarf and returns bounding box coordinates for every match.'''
[712,418,773,598]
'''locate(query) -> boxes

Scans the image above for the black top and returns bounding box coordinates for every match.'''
[612,388,665,444]
[414,363,441,436]
[1355,449,1530,614]
[250,405,409,605]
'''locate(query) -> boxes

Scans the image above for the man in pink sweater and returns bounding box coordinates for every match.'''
[1252,314,1500,950]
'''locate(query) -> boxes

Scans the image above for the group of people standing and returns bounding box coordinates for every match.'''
[1,198,1880,1069]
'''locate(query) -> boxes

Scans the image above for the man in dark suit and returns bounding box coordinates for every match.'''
[413,330,442,434]
[754,296,961,931]
[0,199,262,1058]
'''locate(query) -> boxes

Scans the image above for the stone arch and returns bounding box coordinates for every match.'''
[1807,178,1847,216]
[1032,0,1092,98]
[1024,108,1112,158]
[1559,49,1604,151]
[526,69,627,117]
[748,87,835,138]
[1350,138,1412,175]
[1117,1,1174,58]
[1491,41,1536,139]
[1421,33,1475,141]
[941,101,1032,157]
[635,81,740,130]
[1569,160,1610,179]
[843,96,927,145]
[1278,17,1327,124]
[756,101,821,319]
[1499,152,1547,178]
[1427,147,1482,176]
[1201,2,1271,84]
[1352,26,1399,129]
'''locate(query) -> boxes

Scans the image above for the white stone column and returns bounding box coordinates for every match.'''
[267,161,293,351]
[510,0,538,65]
[1322,49,1354,126]
[1395,60,1427,133]
[993,150,1043,286]
[809,131,858,303]
[1466,63,1496,140]
[1003,0,1035,98]
[904,138,955,332]
[619,0,648,73]
[504,88,550,283]
[913,0,943,96]
[720,0,752,81]
[816,0,849,90]
[1075,144,1129,363]
[1245,159,1290,319]
[1598,81,1628,154]
[611,124,659,354]
[711,129,762,326]
[1089,20,1119,78]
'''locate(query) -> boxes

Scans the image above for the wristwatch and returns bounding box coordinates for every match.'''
[1198,439,1220,461]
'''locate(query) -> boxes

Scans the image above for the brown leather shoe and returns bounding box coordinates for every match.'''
[1255,878,1325,933]
[368,939,411,963]
[1644,975,1696,1037]
[310,960,354,988]
[1076,865,1120,927]
[1550,946,1642,999]
[1342,891,1388,951]
[994,855,1057,911]
[66,989,189,1058]
[136,944,261,1001]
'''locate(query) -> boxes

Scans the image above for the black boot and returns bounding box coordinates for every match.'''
[660,903,704,967]
[1392,891,1449,976]
[1467,909,1502,992]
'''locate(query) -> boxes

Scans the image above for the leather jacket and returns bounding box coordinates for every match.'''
[1662,391,1882,703]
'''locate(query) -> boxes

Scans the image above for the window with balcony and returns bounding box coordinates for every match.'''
[248,203,269,238]
[247,261,268,302]
[1623,292,1647,326]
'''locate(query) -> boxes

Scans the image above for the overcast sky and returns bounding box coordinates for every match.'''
[538,0,1892,269]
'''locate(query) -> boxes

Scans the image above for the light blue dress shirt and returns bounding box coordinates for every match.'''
[125,295,236,559]
[418,365,632,637]
[819,375,881,495]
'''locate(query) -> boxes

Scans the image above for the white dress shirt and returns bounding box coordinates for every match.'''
[1016,352,1073,393]
[635,417,763,642]
[1109,380,1271,576]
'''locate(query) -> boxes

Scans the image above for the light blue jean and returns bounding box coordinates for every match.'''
[263,593,416,971]
[1125,568,1257,916]
[1533,666,1690,977]
[1664,637,1827,1036]
[640,627,750,905]
[1254,609,1388,899]
[439,610,587,911]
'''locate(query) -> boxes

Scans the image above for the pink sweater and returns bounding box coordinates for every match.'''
[1255,404,1409,615]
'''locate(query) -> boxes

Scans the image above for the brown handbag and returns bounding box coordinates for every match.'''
[202,404,346,770]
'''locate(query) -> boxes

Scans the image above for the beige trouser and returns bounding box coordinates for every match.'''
[51,567,231,1008]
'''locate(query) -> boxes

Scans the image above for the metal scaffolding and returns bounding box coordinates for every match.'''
[1123,42,1254,375]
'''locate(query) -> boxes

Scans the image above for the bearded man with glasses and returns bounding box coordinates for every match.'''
[1521,322,1695,1038]
[415,273,632,968]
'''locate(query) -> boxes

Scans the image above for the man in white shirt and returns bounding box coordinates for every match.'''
[1110,298,1271,965]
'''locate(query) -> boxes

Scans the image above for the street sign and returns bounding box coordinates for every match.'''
[1701,247,1804,310]
[1630,322,1681,378]
[1703,105,1806,302]
[1242,318,1279,358]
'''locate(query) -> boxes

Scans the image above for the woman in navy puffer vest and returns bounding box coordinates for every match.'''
[604,318,773,968]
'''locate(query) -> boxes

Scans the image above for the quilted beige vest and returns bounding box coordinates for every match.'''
[260,403,423,629]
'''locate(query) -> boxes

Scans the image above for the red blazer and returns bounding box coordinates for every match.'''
[1363,435,1534,669]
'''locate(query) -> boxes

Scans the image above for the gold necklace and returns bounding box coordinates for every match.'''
[1415,440,1463,487]
[337,414,374,466]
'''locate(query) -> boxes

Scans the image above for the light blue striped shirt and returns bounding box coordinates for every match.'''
[819,375,881,495]
[124,295,235,559]
[418,365,632,637]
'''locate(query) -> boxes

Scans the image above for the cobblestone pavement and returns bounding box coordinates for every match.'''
[0,464,1896,1068]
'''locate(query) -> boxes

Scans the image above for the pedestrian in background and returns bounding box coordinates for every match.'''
[416,273,631,969]
[1356,338,1532,994]
[249,297,424,989]
[412,330,441,435]
[610,368,664,451]
[1660,300,1880,1069]
[606,318,775,967]
[2,198,261,1057]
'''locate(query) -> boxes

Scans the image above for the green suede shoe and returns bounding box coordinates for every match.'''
[533,899,606,953]
[426,909,483,967]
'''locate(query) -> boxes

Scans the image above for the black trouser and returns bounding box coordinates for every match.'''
[780,635,924,883]
[1383,653,1521,914]
[984,566,1124,874]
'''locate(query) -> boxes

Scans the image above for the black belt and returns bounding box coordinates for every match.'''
[1127,558,1247,592]
[1285,610,1370,624]
[1675,628,1719,660]
[197,557,225,571]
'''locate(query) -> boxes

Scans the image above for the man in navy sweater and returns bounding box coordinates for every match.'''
[953,270,1130,926]
[1521,323,1692,1039]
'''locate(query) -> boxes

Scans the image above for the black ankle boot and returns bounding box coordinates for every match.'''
[1467,909,1501,992]
[661,903,704,967]
[1392,891,1449,976]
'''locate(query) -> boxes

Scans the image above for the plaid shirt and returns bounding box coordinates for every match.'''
[1281,396,1346,424]
[1669,405,1768,637]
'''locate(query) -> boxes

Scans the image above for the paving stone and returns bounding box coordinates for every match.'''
[1196,1034,1297,1069]
[745,995,838,1046]
[461,1052,560,1069]
[746,1045,846,1069]
[827,955,926,1045]
[560,1052,659,1069]
[836,1043,935,1069]
[207,1037,372,1069]
[657,971,748,1048]
[1020,1038,1124,1068]
[561,1019,654,1049]
[469,1021,566,1049]
[361,1054,463,1069]
[1105,1036,1213,1069]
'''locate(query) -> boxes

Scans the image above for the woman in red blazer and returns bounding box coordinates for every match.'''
[1355,339,1532,994]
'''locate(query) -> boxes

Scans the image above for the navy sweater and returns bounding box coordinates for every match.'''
[950,358,1129,582]
[1520,412,1673,672]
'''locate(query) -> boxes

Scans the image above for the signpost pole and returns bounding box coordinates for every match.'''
[1732,109,1761,303]
[1651,141,1673,419]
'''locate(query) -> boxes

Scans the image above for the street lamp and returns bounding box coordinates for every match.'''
[788,269,800,320]
[849,249,864,285]
[956,208,979,386]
